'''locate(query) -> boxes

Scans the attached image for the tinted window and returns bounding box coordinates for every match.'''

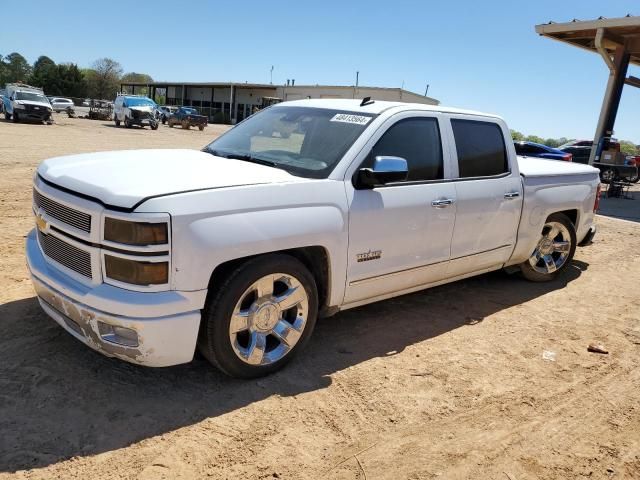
[365,117,443,181]
[452,120,508,178]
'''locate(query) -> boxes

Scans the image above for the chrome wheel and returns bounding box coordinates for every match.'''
[229,273,308,366]
[528,221,572,275]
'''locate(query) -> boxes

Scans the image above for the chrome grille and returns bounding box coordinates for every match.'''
[33,189,91,233]
[37,230,92,278]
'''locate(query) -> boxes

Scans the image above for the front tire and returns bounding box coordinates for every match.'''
[520,213,577,282]
[198,254,318,378]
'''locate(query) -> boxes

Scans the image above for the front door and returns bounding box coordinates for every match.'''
[344,114,457,305]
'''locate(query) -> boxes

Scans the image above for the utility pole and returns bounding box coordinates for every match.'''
[424,84,430,96]
[270,65,274,85]
[356,71,359,87]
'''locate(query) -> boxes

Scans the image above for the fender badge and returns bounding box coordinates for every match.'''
[356,250,382,263]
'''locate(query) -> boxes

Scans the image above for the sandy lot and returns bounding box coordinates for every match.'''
[0,116,639,480]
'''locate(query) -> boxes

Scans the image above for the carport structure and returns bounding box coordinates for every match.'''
[535,16,640,164]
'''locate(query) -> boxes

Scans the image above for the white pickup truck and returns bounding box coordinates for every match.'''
[26,99,600,378]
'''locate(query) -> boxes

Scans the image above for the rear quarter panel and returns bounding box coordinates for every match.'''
[507,172,599,266]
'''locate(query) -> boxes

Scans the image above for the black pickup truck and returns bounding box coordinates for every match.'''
[168,106,208,130]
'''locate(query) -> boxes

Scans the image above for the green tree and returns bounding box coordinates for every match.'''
[619,140,639,156]
[525,135,545,145]
[86,58,122,99]
[120,72,153,95]
[29,55,57,92]
[510,130,524,141]
[4,52,31,83]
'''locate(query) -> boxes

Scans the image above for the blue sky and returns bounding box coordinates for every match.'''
[2,0,639,143]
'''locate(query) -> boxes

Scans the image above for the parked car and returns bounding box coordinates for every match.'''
[158,106,177,124]
[82,98,90,107]
[3,83,53,124]
[26,99,600,378]
[168,106,208,130]
[514,141,572,161]
[113,94,159,130]
[49,97,75,113]
[559,139,637,183]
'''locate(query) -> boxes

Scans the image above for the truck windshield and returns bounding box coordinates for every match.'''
[16,92,49,103]
[204,106,376,179]
[125,98,155,107]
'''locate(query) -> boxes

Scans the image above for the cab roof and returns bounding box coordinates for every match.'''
[280,98,500,119]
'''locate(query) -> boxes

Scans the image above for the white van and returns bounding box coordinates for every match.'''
[113,94,159,129]
[3,83,53,124]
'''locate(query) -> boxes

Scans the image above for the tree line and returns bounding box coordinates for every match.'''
[511,130,639,156]
[0,52,152,100]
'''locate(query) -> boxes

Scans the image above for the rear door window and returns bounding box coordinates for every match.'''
[452,120,509,178]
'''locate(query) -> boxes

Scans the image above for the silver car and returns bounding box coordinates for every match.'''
[50,97,74,113]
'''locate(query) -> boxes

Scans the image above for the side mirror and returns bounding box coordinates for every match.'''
[355,156,408,189]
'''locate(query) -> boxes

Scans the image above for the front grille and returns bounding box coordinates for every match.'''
[37,230,92,278]
[33,189,91,233]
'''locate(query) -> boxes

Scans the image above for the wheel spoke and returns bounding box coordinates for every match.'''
[271,320,302,347]
[275,285,306,311]
[230,309,250,333]
[532,248,543,262]
[552,241,571,253]
[546,224,560,240]
[254,275,274,298]
[543,254,557,273]
[245,332,267,365]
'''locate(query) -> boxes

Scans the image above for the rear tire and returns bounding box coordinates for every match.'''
[198,124,205,131]
[198,254,318,378]
[4,112,11,120]
[181,119,190,130]
[520,213,576,282]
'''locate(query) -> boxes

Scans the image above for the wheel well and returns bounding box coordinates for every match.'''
[207,246,331,311]
[553,209,578,227]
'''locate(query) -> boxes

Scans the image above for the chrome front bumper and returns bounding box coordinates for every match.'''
[26,229,207,367]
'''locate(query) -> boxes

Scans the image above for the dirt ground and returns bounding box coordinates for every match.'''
[0,115,639,480]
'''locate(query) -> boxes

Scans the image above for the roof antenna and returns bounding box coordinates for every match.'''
[360,96,374,107]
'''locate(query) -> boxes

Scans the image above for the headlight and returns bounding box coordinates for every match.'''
[15,103,26,109]
[104,218,168,245]
[104,255,168,285]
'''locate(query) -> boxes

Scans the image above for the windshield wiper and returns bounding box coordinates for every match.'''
[207,149,278,168]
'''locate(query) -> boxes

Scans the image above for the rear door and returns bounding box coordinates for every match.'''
[446,116,523,277]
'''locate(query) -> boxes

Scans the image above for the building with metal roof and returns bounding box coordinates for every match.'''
[119,80,439,124]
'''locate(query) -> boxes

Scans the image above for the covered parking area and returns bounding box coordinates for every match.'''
[119,82,278,124]
[535,16,640,165]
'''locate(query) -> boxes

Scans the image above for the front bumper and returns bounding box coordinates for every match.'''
[16,108,52,121]
[26,229,206,367]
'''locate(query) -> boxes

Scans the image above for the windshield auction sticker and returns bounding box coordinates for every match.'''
[330,113,372,125]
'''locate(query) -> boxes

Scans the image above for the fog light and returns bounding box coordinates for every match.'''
[98,322,139,347]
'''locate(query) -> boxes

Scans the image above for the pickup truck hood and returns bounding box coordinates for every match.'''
[517,156,599,177]
[38,149,300,210]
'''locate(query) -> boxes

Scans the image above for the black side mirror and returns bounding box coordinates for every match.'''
[355,156,409,189]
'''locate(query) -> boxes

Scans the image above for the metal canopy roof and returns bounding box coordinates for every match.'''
[535,15,640,67]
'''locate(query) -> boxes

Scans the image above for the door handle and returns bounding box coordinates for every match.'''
[504,192,520,199]
[431,198,454,208]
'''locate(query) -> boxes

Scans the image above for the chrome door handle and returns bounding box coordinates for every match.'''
[431,198,454,208]
[504,192,520,199]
